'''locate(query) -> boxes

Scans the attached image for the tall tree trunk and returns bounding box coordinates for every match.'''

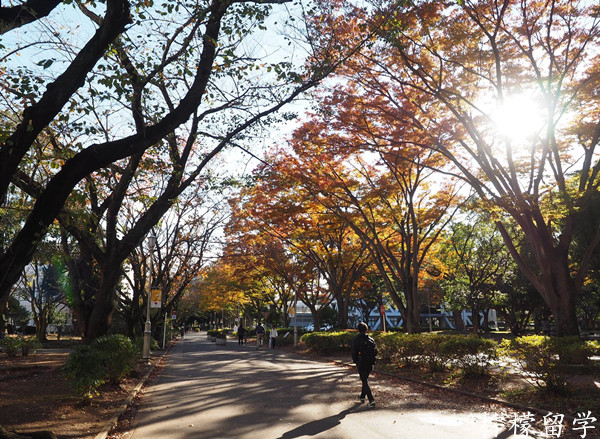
[74,250,123,343]
[538,250,579,336]
[407,274,421,334]
[471,307,480,335]
[545,271,579,337]
[407,301,421,334]
[337,295,350,329]
[482,308,490,331]
[306,304,321,332]
[35,311,48,341]
[452,310,465,330]
[85,296,114,343]
[0,303,6,335]
[497,222,580,337]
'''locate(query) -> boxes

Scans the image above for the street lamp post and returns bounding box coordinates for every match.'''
[293,288,298,347]
[142,234,156,363]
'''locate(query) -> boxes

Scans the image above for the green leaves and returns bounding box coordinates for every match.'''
[36,59,55,69]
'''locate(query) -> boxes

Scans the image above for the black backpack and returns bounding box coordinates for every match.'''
[359,336,377,366]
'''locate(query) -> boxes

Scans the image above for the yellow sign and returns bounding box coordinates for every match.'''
[151,288,162,308]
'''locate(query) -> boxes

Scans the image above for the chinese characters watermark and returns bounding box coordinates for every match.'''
[487,410,597,438]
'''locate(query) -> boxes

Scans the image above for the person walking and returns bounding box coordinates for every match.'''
[238,325,246,345]
[269,325,278,349]
[256,323,265,349]
[351,322,377,408]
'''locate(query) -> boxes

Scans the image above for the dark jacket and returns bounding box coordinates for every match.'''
[351,333,377,368]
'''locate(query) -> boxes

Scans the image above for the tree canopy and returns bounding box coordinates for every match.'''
[303,0,600,335]
[0,0,374,338]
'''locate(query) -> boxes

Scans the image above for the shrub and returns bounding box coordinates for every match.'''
[419,333,453,372]
[550,336,594,365]
[440,335,497,376]
[0,336,42,357]
[63,334,138,396]
[373,332,398,363]
[376,333,422,367]
[271,328,304,346]
[276,333,294,346]
[302,331,354,353]
[0,336,22,357]
[91,334,137,383]
[586,339,600,356]
[400,334,424,367]
[62,345,107,397]
[21,336,42,356]
[498,335,566,392]
[207,329,228,337]
[134,335,159,353]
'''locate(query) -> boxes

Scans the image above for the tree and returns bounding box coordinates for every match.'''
[223,205,309,328]
[0,0,369,337]
[317,0,600,335]
[118,189,225,339]
[17,259,65,341]
[226,157,372,329]
[439,209,513,333]
[5,296,30,333]
[14,234,66,341]
[281,86,461,332]
[0,1,63,32]
[189,262,247,326]
[351,273,387,329]
[571,192,600,330]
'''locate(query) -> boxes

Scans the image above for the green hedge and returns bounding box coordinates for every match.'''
[375,332,423,367]
[0,336,42,357]
[306,331,498,376]
[91,334,137,383]
[271,328,306,346]
[551,336,596,365]
[207,329,230,338]
[380,333,496,374]
[62,345,107,396]
[0,336,24,356]
[302,331,599,385]
[63,334,138,397]
[301,331,354,353]
[440,335,497,376]
[419,333,454,372]
[499,336,558,392]
[498,335,599,392]
[134,335,159,353]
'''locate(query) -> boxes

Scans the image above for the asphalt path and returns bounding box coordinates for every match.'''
[127,332,544,439]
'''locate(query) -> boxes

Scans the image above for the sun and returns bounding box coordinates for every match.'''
[491,94,546,142]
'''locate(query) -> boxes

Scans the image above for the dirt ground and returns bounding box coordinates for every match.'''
[0,348,157,439]
[1,338,599,439]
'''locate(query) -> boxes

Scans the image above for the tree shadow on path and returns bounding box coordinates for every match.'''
[277,404,362,439]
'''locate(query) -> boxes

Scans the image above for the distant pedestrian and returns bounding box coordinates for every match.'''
[238,325,246,345]
[180,325,185,338]
[270,326,278,349]
[256,323,265,349]
[351,322,377,408]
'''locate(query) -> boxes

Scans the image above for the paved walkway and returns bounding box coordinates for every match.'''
[126,332,547,439]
